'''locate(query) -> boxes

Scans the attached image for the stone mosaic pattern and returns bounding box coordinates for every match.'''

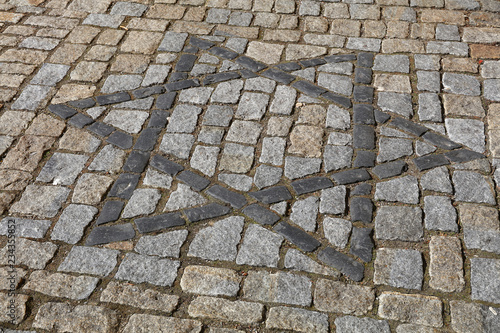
[0,0,499,332]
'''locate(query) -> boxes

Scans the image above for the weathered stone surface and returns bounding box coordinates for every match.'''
[0,237,56,269]
[374,248,423,290]
[459,204,500,254]
[89,145,126,174]
[122,314,201,333]
[164,183,206,212]
[181,265,241,297]
[189,216,244,261]
[450,301,484,333]
[1,135,54,172]
[471,258,500,304]
[378,292,443,327]
[375,175,419,204]
[314,279,374,315]
[319,186,346,215]
[375,206,423,242]
[188,296,264,324]
[24,270,98,300]
[289,125,324,158]
[335,316,390,333]
[33,303,118,333]
[424,196,458,232]
[135,230,188,258]
[0,217,50,239]
[10,185,69,218]
[219,143,254,173]
[323,217,351,249]
[266,306,329,333]
[72,174,113,205]
[429,236,464,292]
[58,246,118,277]
[51,204,98,244]
[115,253,180,287]
[36,152,88,186]
[453,171,496,204]
[445,118,485,153]
[246,41,284,64]
[101,281,178,313]
[236,223,284,267]
[0,293,29,324]
[122,188,161,218]
[421,166,453,194]
[290,196,319,232]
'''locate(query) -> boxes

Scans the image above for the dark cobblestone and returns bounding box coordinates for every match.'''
[332,169,371,185]
[291,177,333,195]
[350,227,374,262]
[134,128,161,151]
[135,212,185,233]
[108,173,140,199]
[132,86,166,99]
[350,197,373,224]
[88,122,114,137]
[236,56,267,72]
[184,203,231,222]
[353,86,374,103]
[96,201,124,225]
[48,104,77,119]
[165,79,200,92]
[261,68,295,84]
[123,151,150,173]
[85,223,135,246]
[318,247,364,282]
[206,185,247,209]
[274,221,321,252]
[69,98,95,109]
[96,92,131,105]
[243,204,280,225]
[210,47,238,60]
[249,186,293,204]
[372,160,408,179]
[292,81,327,98]
[203,72,241,85]
[68,113,93,129]
[177,170,210,191]
[107,131,133,149]
[150,155,183,175]
[422,132,462,150]
[390,118,428,137]
[414,154,450,171]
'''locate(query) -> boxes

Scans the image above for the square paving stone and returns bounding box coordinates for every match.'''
[452,171,496,205]
[10,185,70,218]
[58,246,119,276]
[115,253,180,287]
[290,197,319,232]
[160,133,195,159]
[202,105,234,126]
[377,92,413,118]
[122,188,161,219]
[166,104,202,133]
[374,175,419,204]
[51,204,98,244]
[335,316,390,333]
[219,143,255,174]
[235,92,270,121]
[269,85,296,115]
[227,120,263,145]
[190,145,220,177]
[36,153,88,186]
[471,258,500,304]
[135,230,188,258]
[319,186,346,215]
[374,248,423,290]
[89,144,126,173]
[375,206,423,242]
[72,174,113,205]
[424,196,458,232]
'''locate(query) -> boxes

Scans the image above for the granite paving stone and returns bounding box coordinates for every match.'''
[323,217,351,249]
[236,223,284,267]
[374,248,423,290]
[24,271,99,300]
[378,292,443,327]
[164,183,206,212]
[123,151,150,173]
[135,230,188,258]
[378,92,413,118]
[51,204,98,244]
[350,197,373,223]
[58,246,118,277]
[190,217,244,259]
[242,204,280,225]
[89,145,126,173]
[315,279,374,316]
[335,316,390,333]
[424,196,458,232]
[243,271,312,306]
[429,236,465,292]
[160,133,195,159]
[108,173,140,199]
[459,204,500,254]
[0,217,51,239]
[453,171,496,204]
[188,296,263,324]
[375,206,423,242]
[375,175,419,204]
[445,118,485,153]
[115,253,180,287]
[0,238,57,270]
[96,201,124,225]
[10,184,70,218]
[122,188,161,218]
[72,174,113,205]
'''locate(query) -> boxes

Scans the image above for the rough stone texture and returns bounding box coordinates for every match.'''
[88,145,126,174]
[289,125,324,158]
[181,265,241,297]
[219,143,254,173]
[285,156,322,179]
[24,270,98,300]
[377,137,413,162]
[236,223,284,267]
[375,175,419,204]
[135,230,188,258]
[374,248,423,290]
[10,184,69,218]
[323,217,351,249]
[420,166,453,194]
[446,118,485,153]
[0,237,57,269]
[424,196,458,232]
[115,253,180,287]
[2,135,55,172]
[72,174,113,205]
[471,258,500,304]
[189,216,244,261]
[0,217,50,239]
[378,292,443,328]
[429,236,465,292]
[266,306,329,333]
[375,206,423,242]
[243,271,312,306]
[335,316,390,333]
[453,171,496,204]
[122,188,161,218]
[122,314,202,333]
[290,196,319,232]
[51,204,98,244]
[101,281,178,313]
[36,152,88,186]
[459,204,500,254]
[58,246,118,277]
[32,303,118,333]
[188,296,264,324]
[59,128,101,153]
[164,183,206,212]
[314,279,374,315]
[0,293,29,325]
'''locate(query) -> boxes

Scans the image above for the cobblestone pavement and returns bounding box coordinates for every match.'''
[0,0,499,332]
